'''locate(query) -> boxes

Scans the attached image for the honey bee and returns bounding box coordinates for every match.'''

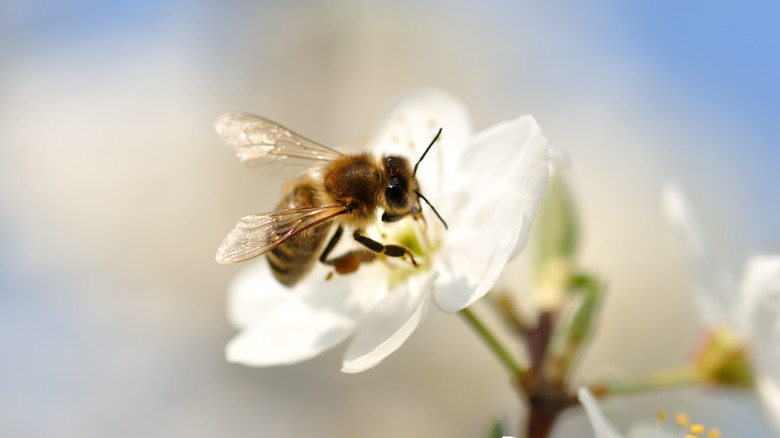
[215,113,446,286]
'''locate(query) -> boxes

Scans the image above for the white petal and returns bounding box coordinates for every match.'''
[626,425,676,438]
[577,388,625,438]
[739,254,780,428]
[341,272,434,373]
[227,259,358,328]
[227,259,295,329]
[368,88,473,201]
[433,115,549,313]
[756,374,780,434]
[737,254,780,341]
[225,261,366,366]
[661,184,740,325]
[226,306,355,366]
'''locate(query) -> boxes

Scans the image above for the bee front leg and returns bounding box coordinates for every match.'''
[319,225,344,263]
[352,231,419,268]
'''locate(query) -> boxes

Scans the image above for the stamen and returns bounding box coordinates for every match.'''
[690,424,705,435]
[675,412,690,428]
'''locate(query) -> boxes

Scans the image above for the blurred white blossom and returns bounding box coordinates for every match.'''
[578,387,721,438]
[225,89,550,373]
[662,184,780,431]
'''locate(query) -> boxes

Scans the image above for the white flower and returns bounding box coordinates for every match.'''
[661,184,740,327]
[578,387,719,438]
[662,184,780,432]
[224,89,550,373]
[738,256,780,426]
[579,387,665,438]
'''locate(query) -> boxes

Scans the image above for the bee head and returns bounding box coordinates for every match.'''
[381,128,447,229]
[381,155,416,222]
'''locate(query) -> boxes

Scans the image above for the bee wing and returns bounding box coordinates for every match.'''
[215,113,343,177]
[216,204,347,263]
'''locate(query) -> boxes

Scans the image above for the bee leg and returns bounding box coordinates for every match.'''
[320,225,376,275]
[323,250,376,275]
[352,231,419,268]
[319,225,344,263]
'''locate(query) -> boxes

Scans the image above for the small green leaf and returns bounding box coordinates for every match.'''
[486,419,506,438]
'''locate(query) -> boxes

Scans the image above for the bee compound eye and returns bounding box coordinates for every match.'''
[381,212,403,222]
[385,187,408,209]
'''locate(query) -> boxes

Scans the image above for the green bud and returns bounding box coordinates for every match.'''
[532,170,579,310]
[543,273,604,385]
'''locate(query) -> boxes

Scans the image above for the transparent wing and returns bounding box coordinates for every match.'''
[216,204,347,263]
[215,113,343,177]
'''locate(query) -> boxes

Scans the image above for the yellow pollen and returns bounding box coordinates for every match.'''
[684,435,696,438]
[707,428,721,438]
[690,424,705,435]
[675,412,690,428]
[391,134,399,144]
[408,140,415,148]
[426,118,436,128]
[656,409,666,422]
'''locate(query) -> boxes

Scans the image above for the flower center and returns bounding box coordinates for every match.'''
[374,215,443,288]
[655,410,722,438]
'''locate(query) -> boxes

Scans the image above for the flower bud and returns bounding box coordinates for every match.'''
[532,170,579,310]
[694,325,754,388]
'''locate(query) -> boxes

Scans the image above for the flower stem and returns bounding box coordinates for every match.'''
[459,307,525,379]
[591,364,708,397]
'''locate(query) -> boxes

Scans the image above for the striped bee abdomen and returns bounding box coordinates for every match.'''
[267,179,332,286]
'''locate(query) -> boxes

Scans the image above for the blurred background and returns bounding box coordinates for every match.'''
[2,1,779,437]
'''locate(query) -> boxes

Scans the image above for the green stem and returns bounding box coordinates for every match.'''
[593,364,707,397]
[459,307,525,379]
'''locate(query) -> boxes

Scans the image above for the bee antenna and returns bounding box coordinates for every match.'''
[413,128,442,176]
[414,190,448,230]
